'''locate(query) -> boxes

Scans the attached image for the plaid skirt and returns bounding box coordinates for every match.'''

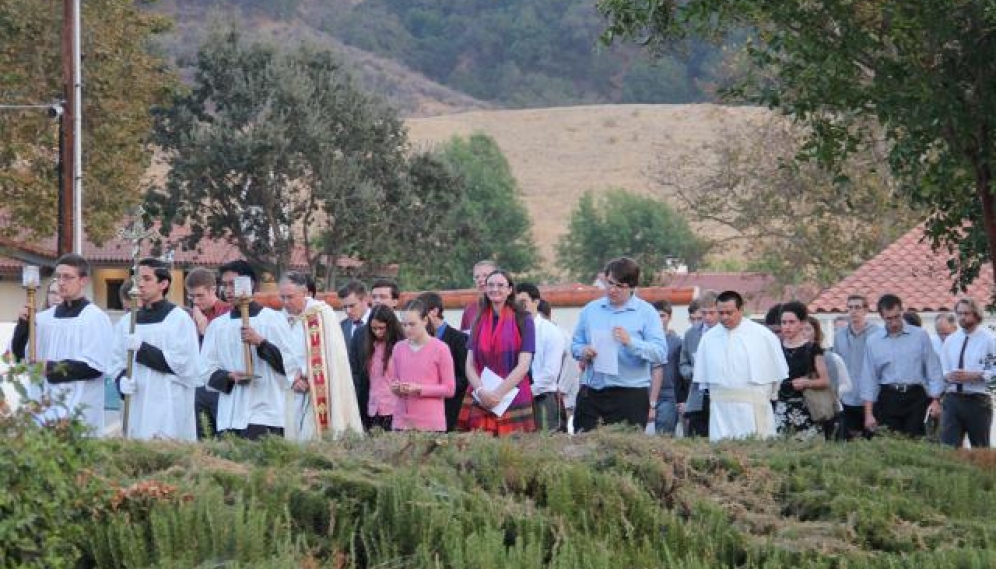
[456,390,536,436]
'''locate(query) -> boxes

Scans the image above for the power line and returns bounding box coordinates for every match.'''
[0,103,61,111]
[0,102,65,118]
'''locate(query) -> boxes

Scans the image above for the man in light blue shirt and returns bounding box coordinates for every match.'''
[571,257,667,431]
[832,294,881,440]
[860,293,944,437]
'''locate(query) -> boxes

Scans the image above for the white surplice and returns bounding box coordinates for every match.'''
[36,302,113,433]
[202,305,295,431]
[110,305,201,441]
[693,318,788,441]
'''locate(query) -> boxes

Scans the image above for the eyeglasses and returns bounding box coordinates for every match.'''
[605,278,630,290]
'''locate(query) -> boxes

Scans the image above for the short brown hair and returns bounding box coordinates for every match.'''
[55,253,90,277]
[956,297,984,321]
[846,294,869,309]
[185,267,218,290]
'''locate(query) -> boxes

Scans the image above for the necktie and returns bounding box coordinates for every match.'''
[956,335,969,393]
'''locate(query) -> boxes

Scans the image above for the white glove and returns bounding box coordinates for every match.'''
[125,333,142,352]
[119,376,136,396]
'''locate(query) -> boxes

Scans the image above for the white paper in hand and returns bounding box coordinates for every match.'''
[591,330,619,376]
[473,367,519,417]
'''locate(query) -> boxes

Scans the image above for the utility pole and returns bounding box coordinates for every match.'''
[59,0,82,255]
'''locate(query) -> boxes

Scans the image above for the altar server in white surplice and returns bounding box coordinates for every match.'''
[112,258,201,440]
[202,260,296,440]
[30,254,113,433]
[693,290,788,442]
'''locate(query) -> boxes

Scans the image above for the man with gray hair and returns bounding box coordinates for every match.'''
[679,290,719,437]
[281,271,363,440]
[932,311,958,356]
[460,259,498,332]
[938,297,994,447]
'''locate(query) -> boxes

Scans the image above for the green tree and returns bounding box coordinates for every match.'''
[321,0,724,107]
[408,133,538,289]
[660,117,918,291]
[598,0,996,296]
[148,27,459,285]
[556,188,707,284]
[0,0,175,243]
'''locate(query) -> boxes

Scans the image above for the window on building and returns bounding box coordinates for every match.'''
[106,279,124,311]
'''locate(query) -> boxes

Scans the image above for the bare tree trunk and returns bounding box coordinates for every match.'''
[323,248,339,293]
[977,166,996,306]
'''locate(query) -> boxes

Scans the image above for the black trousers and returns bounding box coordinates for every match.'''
[874,385,928,437]
[575,386,648,432]
[194,386,218,439]
[369,414,394,432]
[444,384,467,432]
[532,391,564,432]
[221,424,284,441]
[684,393,710,438]
[839,403,871,441]
[940,393,992,448]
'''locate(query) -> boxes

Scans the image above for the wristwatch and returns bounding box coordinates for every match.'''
[649,400,659,409]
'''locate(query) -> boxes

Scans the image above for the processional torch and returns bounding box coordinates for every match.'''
[118,209,154,438]
[21,265,40,363]
[234,276,255,378]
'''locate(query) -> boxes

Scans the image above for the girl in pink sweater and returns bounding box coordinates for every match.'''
[390,299,456,432]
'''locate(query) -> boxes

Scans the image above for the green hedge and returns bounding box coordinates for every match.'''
[2,412,995,568]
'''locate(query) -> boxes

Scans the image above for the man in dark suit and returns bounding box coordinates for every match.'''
[346,278,399,430]
[337,280,370,342]
[679,290,718,437]
[419,291,468,431]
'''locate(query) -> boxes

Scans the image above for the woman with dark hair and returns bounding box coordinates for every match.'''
[389,299,455,431]
[458,269,537,435]
[362,304,404,431]
[804,315,851,440]
[774,301,831,437]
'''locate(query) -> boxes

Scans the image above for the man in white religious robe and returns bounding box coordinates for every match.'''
[33,254,113,434]
[279,272,363,440]
[202,260,296,440]
[693,290,788,441]
[111,258,201,440]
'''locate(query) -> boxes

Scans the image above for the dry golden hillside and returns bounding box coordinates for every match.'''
[406,104,772,269]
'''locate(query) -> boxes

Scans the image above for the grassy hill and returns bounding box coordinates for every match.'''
[7,421,995,568]
[148,0,492,117]
[148,0,733,112]
[407,104,769,267]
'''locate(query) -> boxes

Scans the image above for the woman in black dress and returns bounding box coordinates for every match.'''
[773,301,831,437]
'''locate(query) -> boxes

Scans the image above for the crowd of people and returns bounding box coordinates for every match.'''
[4,253,993,448]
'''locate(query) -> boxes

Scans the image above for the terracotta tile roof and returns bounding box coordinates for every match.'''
[254,284,698,310]
[808,224,995,313]
[0,222,311,270]
[0,255,23,273]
